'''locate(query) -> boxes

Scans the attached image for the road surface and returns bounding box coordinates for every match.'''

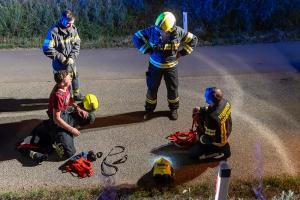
[0,42,299,192]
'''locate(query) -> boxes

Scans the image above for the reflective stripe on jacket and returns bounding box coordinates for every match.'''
[133,26,198,68]
[42,22,80,71]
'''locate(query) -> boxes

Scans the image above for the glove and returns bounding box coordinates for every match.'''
[66,58,74,65]
[199,134,211,145]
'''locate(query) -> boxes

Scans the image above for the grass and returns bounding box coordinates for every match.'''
[1,29,299,50]
[0,176,299,200]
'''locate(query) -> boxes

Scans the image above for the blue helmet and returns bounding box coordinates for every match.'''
[204,87,223,105]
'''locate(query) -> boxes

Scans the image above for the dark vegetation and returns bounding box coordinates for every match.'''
[0,0,299,48]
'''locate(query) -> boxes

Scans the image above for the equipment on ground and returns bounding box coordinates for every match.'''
[60,151,98,178]
[64,156,93,178]
[166,118,197,148]
[83,93,99,111]
[152,157,174,185]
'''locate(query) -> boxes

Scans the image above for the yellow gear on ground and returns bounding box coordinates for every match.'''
[83,94,99,111]
[153,157,172,176]
[155,12,176,32]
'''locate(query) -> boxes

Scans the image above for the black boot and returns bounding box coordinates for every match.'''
[29,151,48,163]
[144,110,154,120]
[169,109,178,120]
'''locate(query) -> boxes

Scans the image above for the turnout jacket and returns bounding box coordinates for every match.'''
[42,22,81,71]
[133,26,198,68]
[197,99,232,147]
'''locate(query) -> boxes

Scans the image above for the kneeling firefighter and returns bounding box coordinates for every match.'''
[133,11,198,120]
[189,87,232,161]
[17,92,99,163]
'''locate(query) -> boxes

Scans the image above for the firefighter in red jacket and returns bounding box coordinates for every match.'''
[133,12,198,120]
[189,87,232,160]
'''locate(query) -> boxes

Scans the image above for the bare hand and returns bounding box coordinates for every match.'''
[71,128,80,136]
[193,107,200,116]
[78,109,89,119]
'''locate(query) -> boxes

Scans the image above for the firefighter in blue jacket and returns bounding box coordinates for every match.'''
[42,10,83,101]
[133,12,198,120]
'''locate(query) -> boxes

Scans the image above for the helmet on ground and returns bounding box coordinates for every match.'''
[83,94,99,111]
[204,87,223,105]
[152,157,174,185]
[155,12,176,32]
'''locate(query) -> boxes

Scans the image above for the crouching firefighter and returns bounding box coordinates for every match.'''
[17,70,98,162]
[189,87,232,161]
[133,11,198,120]
[47,70,98,159]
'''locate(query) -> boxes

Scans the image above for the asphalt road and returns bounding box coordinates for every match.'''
[0,42,300,192]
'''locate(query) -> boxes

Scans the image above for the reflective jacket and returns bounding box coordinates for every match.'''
[197,99,232,147]
[133,26,198,68]
[42,22,80,71]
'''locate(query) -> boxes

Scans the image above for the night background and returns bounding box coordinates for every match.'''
[0,0,300,199]
[0,0,299,48]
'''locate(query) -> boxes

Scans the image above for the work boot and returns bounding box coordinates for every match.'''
[73,92,84,101]
[143,110,154,120]
[169,109,178,120]
[29,151,48,163]
[52,143,65,159]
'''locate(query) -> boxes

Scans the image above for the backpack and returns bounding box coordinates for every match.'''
[166,119,197,148]
[63,156,93,178]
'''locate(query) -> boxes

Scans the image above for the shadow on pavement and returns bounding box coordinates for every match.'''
[0,111,168,165]
[83,110,170,130]
[0,119,43,166]
[0,98,48,112]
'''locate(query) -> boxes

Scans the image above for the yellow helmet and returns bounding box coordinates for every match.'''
[155,12,176,32]
[153,157,173,177]
[83,94,99,111]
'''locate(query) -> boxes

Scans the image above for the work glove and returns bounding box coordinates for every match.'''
[66,57,74,65]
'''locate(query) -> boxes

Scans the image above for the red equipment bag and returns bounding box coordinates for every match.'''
[64,157,93,178]
[166,118,198,148]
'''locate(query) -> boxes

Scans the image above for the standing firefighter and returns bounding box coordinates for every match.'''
[43,10,83,101]
[189,87,232,161]
[133,11,198,120]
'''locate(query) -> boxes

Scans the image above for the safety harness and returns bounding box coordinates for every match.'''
[166,118,197,148]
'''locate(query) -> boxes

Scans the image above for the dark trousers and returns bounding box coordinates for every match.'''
[188,142,231,161]
[49,109,95,158]
[145,63,179,111]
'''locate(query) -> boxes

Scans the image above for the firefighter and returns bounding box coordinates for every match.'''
[17,70,98,161]
[42,10,83,101]
[133,11,198,120]
[189,87,232,160]
[47,70,98,159]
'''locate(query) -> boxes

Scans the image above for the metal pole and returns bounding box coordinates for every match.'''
[183,12,188,32]
[215,161,231,200]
